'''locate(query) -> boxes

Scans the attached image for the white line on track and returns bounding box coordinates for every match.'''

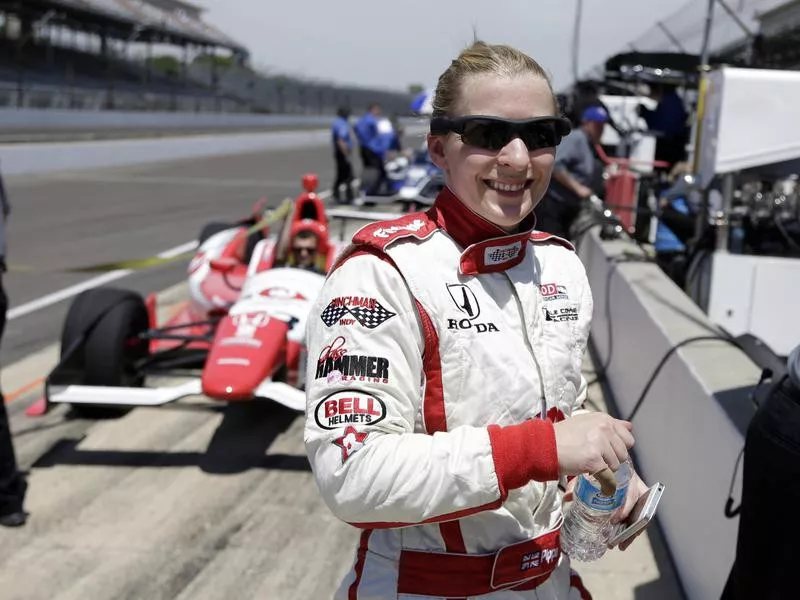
[8,189,333,321]
[47,174,313,189]
[8,243,192,321]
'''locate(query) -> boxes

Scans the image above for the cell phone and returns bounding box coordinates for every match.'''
[608,482,665,547]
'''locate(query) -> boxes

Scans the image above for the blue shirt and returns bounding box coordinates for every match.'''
[546,129,596,205]
[642,91,687,139]
[354,113,378,147]
[332,116,352,151]
[356,113,395,158]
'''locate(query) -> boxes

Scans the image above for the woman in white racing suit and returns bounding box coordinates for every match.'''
[304,41,651,599]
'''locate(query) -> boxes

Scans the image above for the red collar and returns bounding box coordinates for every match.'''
[427,187,536,275]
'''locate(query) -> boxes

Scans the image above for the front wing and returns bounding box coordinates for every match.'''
[47,379,307,412]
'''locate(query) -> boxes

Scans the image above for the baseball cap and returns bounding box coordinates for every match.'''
[581,106,609,123]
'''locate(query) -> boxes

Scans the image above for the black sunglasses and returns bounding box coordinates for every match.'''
[430,115,572,151]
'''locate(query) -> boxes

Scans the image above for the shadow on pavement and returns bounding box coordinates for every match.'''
[30,401,310,474]
[633,520,687,600]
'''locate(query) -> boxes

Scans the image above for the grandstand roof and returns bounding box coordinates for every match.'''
[15,0,247,53]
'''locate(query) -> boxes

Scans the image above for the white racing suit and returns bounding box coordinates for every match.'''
[304,187,594,599]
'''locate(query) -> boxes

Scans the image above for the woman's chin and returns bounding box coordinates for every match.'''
[483,197,532,229]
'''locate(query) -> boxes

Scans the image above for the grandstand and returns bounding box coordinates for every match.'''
[0,0,412,115]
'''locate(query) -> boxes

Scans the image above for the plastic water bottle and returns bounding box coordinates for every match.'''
[560,461,632,562]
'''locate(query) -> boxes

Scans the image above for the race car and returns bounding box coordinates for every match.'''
[37,174,349,418]
[393,145,445,212]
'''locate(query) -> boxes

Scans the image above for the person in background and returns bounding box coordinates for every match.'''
[568,80,620,135]
[331,106,355,205]
[637,81,689,171]
[534,106,609,240]
[652,164,696,288]
[722,343,800,599]
[0,165,26,528]
[354,103,388,198]
[287,229,325,275]
[388,114,404,153]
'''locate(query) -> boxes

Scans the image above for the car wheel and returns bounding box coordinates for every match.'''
[60,288,150,418]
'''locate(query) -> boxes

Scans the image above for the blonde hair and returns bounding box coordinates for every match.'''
[432,40,558,118]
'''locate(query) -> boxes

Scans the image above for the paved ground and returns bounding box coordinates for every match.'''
[0,125,329,145]
[0,138,684,599]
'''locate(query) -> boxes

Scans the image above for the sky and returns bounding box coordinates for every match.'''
[191,0,699,93]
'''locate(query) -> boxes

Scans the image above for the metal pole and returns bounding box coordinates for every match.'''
[699,0,716,68]
[656,21,687,52]
[716,173,735,252]
[716,0,754,37]
[693,0,717,245]
[571,0,583,82]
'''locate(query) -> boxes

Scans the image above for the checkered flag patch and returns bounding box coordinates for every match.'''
[349,302,396,329]
[320,303,349,327]
[320,298,397,329]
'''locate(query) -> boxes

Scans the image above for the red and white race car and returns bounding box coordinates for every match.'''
[37,174,353,417]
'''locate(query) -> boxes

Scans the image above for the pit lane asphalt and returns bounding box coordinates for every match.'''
[1,142,356,367]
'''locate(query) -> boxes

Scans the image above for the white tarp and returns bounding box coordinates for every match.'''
[697,66,800,185]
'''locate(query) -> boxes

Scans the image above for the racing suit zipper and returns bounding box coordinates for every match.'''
[503,272,552,517]
[503,273,547,419]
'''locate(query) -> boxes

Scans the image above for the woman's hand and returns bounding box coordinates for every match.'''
[553,412,635,477]
[562,475,578,504]
[608,471,651,551]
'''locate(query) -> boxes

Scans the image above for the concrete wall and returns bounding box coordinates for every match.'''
[0,121,429,176]
[0,108,336,131]
[577,230,761,600]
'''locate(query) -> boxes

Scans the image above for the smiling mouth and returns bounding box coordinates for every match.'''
[483,179,532,193]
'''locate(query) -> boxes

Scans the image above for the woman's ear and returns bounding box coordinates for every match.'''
[427,134,447,171]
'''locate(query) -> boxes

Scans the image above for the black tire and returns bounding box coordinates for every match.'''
[60,288,150,418]
[198,222,232,246]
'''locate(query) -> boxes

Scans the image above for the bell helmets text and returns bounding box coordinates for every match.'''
[314,391,387,430]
